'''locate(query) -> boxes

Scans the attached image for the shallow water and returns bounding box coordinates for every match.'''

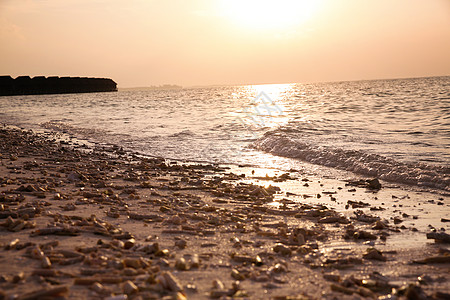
[0,76,448,191]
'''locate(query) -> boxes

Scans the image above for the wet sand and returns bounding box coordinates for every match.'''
[0,126,449,299]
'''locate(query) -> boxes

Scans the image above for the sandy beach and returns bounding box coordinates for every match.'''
[2,0,449,298]
[0,126,449,300]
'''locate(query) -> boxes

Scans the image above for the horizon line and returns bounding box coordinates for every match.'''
[118,74,450,90]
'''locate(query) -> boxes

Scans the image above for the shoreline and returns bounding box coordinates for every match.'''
[0,126,449,299]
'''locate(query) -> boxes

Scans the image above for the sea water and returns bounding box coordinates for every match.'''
[0,76,448,191]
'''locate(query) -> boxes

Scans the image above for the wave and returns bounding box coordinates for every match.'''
[40,121,106,136]
[253,131,449,192]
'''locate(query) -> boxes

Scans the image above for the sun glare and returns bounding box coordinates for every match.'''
[219,0,322,31]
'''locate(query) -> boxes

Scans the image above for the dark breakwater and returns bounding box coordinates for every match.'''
[0,76,117,96]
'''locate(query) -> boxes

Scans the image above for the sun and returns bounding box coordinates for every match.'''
[218,0,322,31]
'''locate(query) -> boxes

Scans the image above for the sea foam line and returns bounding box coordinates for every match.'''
[254,132,449,192]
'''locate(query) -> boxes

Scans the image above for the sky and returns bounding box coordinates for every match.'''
[0,0,449,87]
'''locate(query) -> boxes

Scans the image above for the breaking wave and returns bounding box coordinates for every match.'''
[254,131,449,191]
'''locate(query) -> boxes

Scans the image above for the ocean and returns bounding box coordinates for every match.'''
[1,76,449,192]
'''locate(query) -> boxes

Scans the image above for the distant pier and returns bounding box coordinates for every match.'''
[0,76,117,96]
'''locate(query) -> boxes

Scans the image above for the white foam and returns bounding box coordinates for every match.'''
[254,132,449,191]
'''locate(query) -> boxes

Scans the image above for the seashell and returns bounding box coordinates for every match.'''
[42,257,52,269]
[268,263,287,275]
[123,238,135,250]
[111,240,125,249]
[254,255,263,266]
[5,238,20,250]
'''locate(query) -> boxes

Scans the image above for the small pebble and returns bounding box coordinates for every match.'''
[175,257,188,271]
[123,280,138,295]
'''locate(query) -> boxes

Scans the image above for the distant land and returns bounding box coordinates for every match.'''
[0,76,117,96]
[119,84,182,91]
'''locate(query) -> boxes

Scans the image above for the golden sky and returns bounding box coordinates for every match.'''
[1,0,449,87]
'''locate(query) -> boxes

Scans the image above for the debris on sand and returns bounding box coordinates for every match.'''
[0,127,448,299]
[363,248,387,261]
[346,178,382,190]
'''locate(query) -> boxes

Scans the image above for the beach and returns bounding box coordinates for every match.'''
[2,0,449,297]
[0,126,449,299]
